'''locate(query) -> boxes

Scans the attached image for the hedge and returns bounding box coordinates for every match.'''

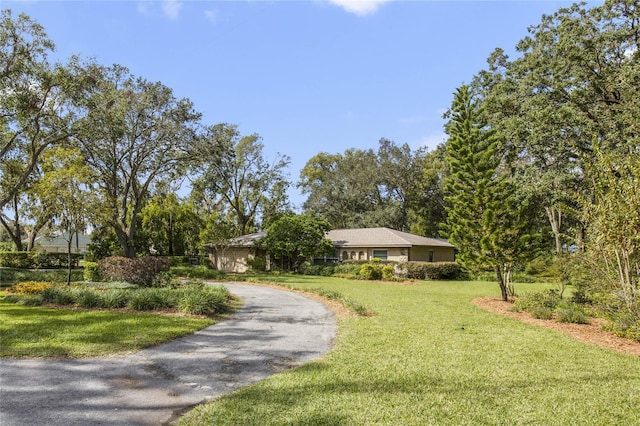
[397,262,462,280]
[98,256,170,287]
[0,251,83,269]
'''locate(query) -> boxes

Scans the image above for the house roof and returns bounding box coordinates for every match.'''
[33,232,92,247]
[326,227,454,248]
[226,232,267,247]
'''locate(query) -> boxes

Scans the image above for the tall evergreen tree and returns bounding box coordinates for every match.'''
[443,85,537,301]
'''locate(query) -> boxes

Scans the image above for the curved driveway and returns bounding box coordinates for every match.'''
[0,283,337,426]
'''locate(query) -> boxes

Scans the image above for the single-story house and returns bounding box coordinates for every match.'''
[207,227,455,273]
[327,227,455,263]
[206,232,267,273]
[32,232,92,254]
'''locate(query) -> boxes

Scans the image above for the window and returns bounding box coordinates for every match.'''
[350,251,356,259]
[358,251,365,260]
[429,250,434,262]
[372,249,388,260]
[342,251,349,260]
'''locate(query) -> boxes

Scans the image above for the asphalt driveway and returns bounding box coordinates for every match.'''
[0,283,337,425]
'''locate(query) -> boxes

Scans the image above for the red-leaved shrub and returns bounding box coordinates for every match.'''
[98,256,170,286]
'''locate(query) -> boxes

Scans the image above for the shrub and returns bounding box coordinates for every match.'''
[41,286,75,305]
[0,251,82,269]
[359,263,382,280]
[72,288,104,308]
[177,284,230,316]
[333,263,362,277]
[556,303,589,324]
[530,306,554,320]
[512,289,561,313]
[170,266,227,280]
[101,289,129,309]
[7,281,55,294]
[98,256,170,287]
[382,265,395,281]
[83,262,101,282]
[401,262,462,280]
[127,288,175,311]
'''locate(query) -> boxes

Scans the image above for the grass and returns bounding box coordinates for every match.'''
[0,296,215,358]
[179,276,640,426]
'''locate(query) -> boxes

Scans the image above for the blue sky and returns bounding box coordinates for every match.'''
[6,0,594,208]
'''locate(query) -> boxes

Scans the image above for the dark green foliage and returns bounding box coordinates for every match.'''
[72,288,103,308]
[100,289,129,309]
[0,252,83,269]
[399,262,462,280]
[177,283,231,316]
[170,266,227,280]
[443,85,540,300]
[332,263,362,277]
[256,213,334,272]
[555,303,589,324]
[83,262,101,282]
[41,286,75,305]
[98,256,170,286]
[300,263,335,277]
[6,281,233,317]
[127,288,175,311]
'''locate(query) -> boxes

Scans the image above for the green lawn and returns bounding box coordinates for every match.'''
[0,300,214,358]
[179,276,640,426]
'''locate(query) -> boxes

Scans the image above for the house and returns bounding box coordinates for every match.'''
[205,232,267,273]
[326,227,455,262]
[207,227,455,273]
[32,232,92,254]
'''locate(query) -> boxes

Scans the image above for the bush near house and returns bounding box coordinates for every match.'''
[398,262,462,280]
[0,252,83,269]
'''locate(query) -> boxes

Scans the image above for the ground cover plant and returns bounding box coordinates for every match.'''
[0,280,234,358]
[0,299,214,358]
[179,276,640,425]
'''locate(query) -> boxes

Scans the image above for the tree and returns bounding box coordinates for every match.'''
[409,145,448,238]
[299,139,426,231]
[33,146,95,284]
[190,123,291,236]
[0,11,82,211]
[140,193,203,256]
[73,64,202,258]
[256,213,334,272]
[443,86,538,301]
[581,146,640,320]
[474,1,640,255]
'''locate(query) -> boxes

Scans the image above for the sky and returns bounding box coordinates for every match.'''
[4,0,598,209]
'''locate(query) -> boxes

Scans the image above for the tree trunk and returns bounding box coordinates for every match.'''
[545,206,563,255]
[495,265,509,302]
[66,231,73,285]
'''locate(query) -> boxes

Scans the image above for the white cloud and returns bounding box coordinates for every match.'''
[204,9,218,23]
[137,1,153,16]
[162,0,183,20]
[328,0,393,16]
[415,132,447,151]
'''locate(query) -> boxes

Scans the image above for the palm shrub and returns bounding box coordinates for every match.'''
[72,288,104,308]
[177,283,231,316]
[127,288,175,311]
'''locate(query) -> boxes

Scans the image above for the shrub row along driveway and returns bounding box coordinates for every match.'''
[0,283,337,426]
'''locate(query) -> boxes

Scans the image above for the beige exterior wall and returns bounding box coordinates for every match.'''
[409,246,455,262]
[212,247,253,273]
[338,247,409,262]
[338,246,455,263]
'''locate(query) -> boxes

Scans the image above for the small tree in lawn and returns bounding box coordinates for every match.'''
[442,85,538,301]
[256,214,334,272]
[34,147,95,284]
